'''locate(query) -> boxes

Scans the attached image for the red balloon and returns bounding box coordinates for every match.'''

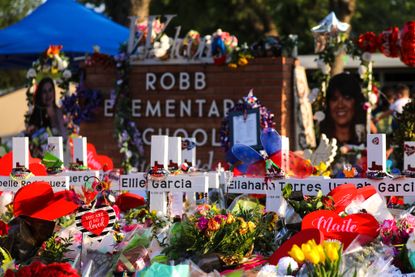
[378,27,400,58]
[400,21,415,66]
[358,32,379,53]
[0,151,46,176]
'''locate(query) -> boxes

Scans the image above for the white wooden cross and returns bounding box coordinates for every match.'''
[59,137,99,189]
[0,137,69,192]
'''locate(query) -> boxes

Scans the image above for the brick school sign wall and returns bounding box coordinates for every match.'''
[82,57,294,170]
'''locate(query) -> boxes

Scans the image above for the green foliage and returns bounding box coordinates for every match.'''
[282,184,332,217]
[38,234,73,264]
[163,203,278,265]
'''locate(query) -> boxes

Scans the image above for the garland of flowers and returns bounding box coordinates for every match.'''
[219,90,275,153]
[113,46,144,173]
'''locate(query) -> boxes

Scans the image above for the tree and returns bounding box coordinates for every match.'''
[0,0,42,93]
[329,0,356,75]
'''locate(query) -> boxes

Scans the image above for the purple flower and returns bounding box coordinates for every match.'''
[197,217,208,231]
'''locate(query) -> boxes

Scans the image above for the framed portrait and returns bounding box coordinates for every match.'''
[229,108,261,149]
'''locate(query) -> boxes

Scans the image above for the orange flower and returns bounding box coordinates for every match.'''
[207,218,221,231]
[47,45,63,57]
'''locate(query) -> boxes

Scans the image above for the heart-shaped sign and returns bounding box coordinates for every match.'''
[76,206,115,238]
[86,143,113,170]
[81,210,109,236]
[302,210,379,248]
[328,184,376,213]
[268,228,324,265]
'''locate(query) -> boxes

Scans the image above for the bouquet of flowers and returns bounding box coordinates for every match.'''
[163,203,279,269]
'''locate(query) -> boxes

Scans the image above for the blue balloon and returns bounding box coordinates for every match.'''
[260,128,282,156]
[391,168,401,175]
[386,160,393,170]
[211,36,226,56]
[231,144,263,165]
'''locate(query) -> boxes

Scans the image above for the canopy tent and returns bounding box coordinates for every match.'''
[0,0,129,67]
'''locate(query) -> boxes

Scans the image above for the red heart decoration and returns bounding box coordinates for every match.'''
[0,152,47,176]
[86,143,113,170]
[302,210,379,248]
[328,184,376,213]
[268,228,324,265]
[81,210,110,236]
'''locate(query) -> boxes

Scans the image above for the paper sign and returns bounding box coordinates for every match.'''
[73,137,87,167]
[76,206,115,239]
[367,134,386,172]
[12,137,29,168]
[47,137,64,163]
[302,210,379,247]
[227,177,415,197]
[0,177,21,191]
[148,175,208,193]
[24,175,69,191]
[404,141,415,172]
[182,137,196,166]
[60,170,100,186]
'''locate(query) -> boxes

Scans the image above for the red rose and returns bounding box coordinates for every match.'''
[358,32,378,53]
[4,269,15,277]
[17,261,46,277]
[0,220,8,236]
[38,262,80,277]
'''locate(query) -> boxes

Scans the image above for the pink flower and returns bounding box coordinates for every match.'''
[122,224,144,233]
[380,219,399,244]
[214,215,227,223]
[197,217,208,231]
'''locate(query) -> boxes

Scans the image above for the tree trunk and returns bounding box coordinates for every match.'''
[131,0,152,20]
[104,0,151,26]
[329,0,356,76]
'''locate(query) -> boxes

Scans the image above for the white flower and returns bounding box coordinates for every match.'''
[407,232,415,251]
[62,60,68,69]
[156,211,163,217]
[277,257,299,275]
[116,79,123,85]
[257,264,278,277]
[308,88,319,103]
[314,111,326,122]
[369,92,378,105]
[362,52,372,62]
[0,192,13,214]
[63,69,72,80]
[358,65,367,77]
[126,150,132,158]
[26,68,36,79]
[215,28,223,36]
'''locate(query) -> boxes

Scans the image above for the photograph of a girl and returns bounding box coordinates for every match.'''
[27,77,66,138]
[319,73,366,146]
